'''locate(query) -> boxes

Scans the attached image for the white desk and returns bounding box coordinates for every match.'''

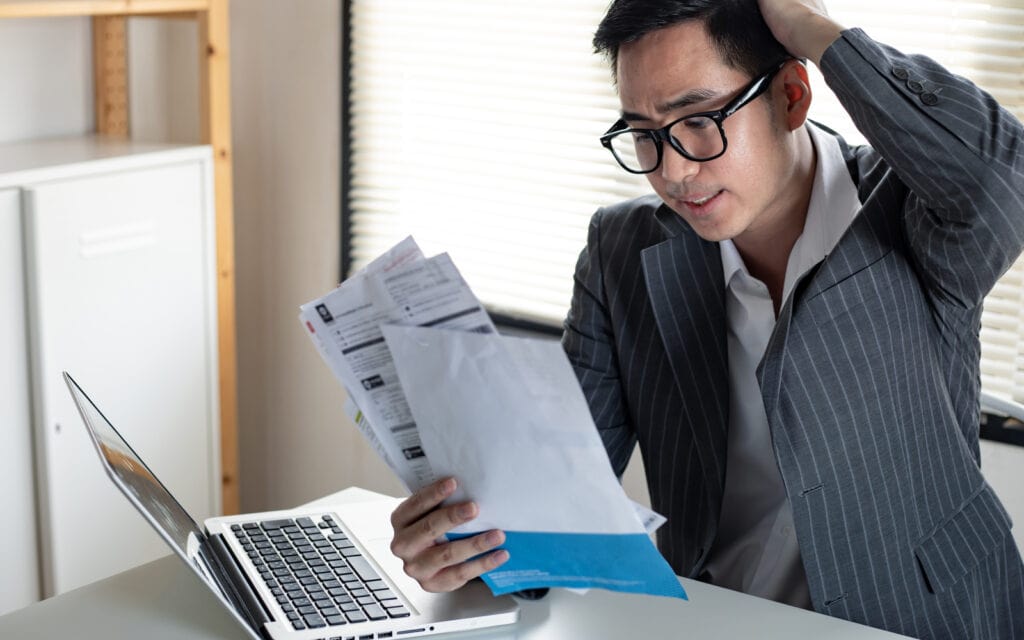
[0,488,912,639]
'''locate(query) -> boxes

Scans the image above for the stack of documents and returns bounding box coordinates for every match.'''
[300,238,685,600]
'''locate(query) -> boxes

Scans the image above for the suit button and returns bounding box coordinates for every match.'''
[921,92,939,106]
[907,79,925,94]
[892,66,909,80]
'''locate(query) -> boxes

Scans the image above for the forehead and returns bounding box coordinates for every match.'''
[615,21,746,113]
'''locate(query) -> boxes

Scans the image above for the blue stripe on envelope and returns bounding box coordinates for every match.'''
[449,530,687,599]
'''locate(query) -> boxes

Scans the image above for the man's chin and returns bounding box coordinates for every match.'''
[668,208,737,244]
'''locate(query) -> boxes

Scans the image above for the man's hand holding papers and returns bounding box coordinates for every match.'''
[389,477,509,593]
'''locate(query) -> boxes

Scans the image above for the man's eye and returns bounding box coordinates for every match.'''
[631,132,656,145]
[683,117,714,130]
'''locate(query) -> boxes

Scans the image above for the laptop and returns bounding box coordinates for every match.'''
[64,372,519,640]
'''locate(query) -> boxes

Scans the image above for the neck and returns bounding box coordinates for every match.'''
[734,127,817,312]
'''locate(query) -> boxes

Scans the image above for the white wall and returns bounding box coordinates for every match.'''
[0,18,92,143]
[230,1,405,512]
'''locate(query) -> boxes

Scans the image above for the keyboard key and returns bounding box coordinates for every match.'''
[291,620,306,630]
[344,610,368,624]
[357,596,376,606]
[374,589,396,601]
[363,603,387,621]
[304,613,326,629]
[347,557,381,582]
[385,604,411,618]
[297,517,317,529]
[261,519,295,531]
[341,547,362,558]
[365,580,387,591]
[326,614,347,626]
[350,588,369,598]
[340,602,360,613]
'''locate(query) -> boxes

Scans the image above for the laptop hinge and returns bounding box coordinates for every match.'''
[201,533,274,636]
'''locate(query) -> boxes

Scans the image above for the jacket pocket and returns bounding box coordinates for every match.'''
[913,484,1013,594]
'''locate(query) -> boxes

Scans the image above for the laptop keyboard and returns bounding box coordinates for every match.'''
[231,514,411,631]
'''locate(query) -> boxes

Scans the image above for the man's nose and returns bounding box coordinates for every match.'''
[659,143,701,182]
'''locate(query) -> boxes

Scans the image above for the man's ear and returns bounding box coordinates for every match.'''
[777,60,813,131]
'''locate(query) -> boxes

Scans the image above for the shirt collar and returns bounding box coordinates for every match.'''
[720,123,861,294]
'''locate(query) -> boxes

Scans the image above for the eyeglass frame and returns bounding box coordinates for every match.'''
[600,59,793,174]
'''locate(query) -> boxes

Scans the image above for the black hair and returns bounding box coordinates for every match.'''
[593,0,790,81]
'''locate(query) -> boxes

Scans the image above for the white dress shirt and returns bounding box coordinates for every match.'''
[701,124,862,608]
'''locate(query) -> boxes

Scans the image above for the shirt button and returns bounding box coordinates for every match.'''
[907,79,925,94]
[892,66,909,81]
[921,92,939,106]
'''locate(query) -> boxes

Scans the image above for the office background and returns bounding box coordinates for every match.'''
[1,0,1021,615]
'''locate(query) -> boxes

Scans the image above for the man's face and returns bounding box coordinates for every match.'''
[616,21,796,243]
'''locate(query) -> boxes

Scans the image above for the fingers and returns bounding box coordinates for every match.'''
[388,477,511,592]
[391,478,477,559]
[390,477,456,531]
[405,531,510,593]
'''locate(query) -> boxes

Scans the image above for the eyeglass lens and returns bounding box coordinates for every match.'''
[608,115,723,173]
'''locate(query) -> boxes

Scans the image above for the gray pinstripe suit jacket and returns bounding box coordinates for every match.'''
[563,29,1024,639]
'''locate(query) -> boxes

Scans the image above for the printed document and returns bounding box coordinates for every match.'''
[300,237,686,599]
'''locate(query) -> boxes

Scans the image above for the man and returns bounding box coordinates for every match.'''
[388,0,1024,637]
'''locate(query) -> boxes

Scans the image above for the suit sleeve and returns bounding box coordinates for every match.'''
[562,209,637,477]
[820,28,1024,311]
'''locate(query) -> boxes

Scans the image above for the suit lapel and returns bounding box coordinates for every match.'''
[759,139,900,422]
[642,206,730,519]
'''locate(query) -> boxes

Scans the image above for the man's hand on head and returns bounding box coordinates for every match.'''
[389,477,510,593]
[757,0,844,67]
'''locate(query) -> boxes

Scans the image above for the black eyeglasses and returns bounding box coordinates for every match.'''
[600,60,790,174]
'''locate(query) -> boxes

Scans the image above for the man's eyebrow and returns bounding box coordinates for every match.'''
[621,88,721,123]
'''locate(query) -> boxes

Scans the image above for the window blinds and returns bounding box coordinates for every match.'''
[346,0,1024,399]
[346,0,648,325]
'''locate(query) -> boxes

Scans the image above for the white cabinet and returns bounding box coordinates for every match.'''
[0,188,39,616]
[0,136,221,606]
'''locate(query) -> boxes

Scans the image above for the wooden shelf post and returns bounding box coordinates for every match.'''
[199,0,240,515]
[92,16,129,136]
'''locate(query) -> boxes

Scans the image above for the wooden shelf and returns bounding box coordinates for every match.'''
[0,0,239,515]
[0,1,208,18]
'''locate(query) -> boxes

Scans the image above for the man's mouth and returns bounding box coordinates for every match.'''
[686,193,718,206]
[678,190,724,213]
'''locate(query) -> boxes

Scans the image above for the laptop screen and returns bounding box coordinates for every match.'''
[65,373,206,562]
